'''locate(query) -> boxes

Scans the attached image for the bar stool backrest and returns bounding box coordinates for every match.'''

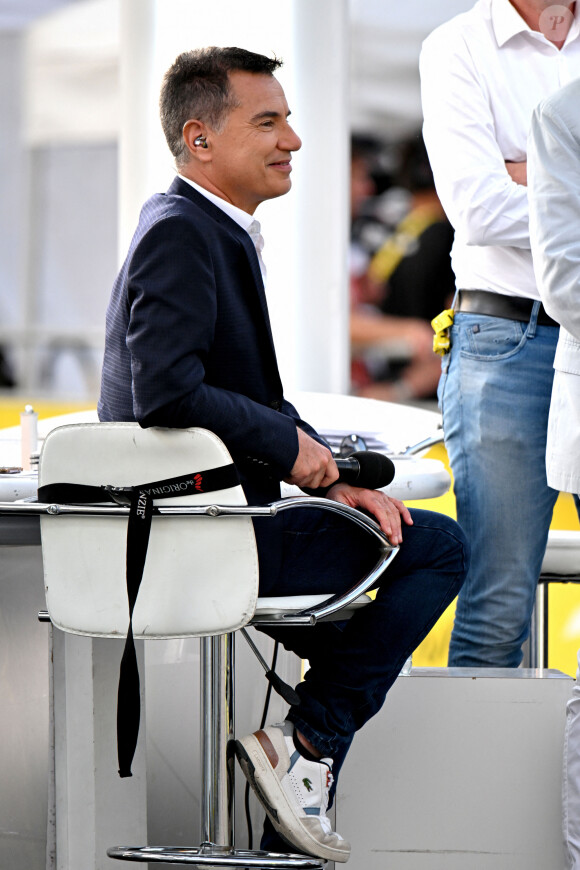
[39,423,259,639]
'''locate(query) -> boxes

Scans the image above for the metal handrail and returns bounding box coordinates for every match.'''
[250,497,398,625]
[403,428,445,456]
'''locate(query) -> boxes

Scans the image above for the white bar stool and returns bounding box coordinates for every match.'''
[6,422,397,868]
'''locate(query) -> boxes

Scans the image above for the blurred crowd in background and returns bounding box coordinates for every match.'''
[349,133,455,405]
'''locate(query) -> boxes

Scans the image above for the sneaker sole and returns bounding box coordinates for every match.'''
[235,735,350,864]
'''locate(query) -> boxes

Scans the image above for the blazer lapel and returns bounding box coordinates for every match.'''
[167,177,281,370]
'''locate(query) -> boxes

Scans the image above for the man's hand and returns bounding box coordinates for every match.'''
[505,160,527,186]
[326,482,413,545]
[284,428,339,489]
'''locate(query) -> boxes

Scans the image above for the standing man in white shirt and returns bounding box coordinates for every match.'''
[528,76,580,868]
[420,0,580,668]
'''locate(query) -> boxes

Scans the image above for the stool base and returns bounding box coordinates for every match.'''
[107,842,325,868]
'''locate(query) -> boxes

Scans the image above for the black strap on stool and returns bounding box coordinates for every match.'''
[38,463,239,777]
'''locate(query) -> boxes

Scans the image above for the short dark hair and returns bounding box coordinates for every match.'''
[160,46,283,167]
[397,133,435,193]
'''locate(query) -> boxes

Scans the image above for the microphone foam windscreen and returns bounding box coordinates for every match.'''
[352,451,396,489]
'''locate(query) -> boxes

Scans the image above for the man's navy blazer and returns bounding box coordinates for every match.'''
[99,176,323,511]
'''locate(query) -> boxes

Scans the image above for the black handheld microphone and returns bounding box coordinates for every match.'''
[334,451,395,489]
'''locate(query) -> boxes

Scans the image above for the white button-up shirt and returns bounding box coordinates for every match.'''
[178,175,267,284]
[528,77,580,493]
[420,0,580,300]
[529,78,580,341]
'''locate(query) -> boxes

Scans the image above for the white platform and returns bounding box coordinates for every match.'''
[336,668,573,870]
[0,536,574,870]
[0,395,451,504]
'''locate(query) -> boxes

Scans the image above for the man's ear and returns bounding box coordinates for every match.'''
[183,120,211,160]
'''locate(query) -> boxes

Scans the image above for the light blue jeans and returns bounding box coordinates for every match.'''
[440,304,564,667]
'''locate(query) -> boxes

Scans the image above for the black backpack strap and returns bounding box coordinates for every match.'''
[38,463,239,777]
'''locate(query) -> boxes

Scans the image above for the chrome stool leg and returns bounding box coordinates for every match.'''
[529,581,548,671]
[201,633,235,848]
[108,632,324,868]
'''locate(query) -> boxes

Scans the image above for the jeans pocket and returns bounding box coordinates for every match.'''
[460,315,526,361]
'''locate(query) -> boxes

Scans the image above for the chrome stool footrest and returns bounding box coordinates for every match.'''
[107,843,325,868]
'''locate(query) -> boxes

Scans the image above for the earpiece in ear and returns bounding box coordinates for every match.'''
[194,136,208,149]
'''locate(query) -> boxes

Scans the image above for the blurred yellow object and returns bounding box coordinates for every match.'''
[407,442,580,674]
[431,308,454,356]
[0,397,94,430]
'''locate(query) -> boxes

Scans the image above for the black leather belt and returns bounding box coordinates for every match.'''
[456,290,558,327]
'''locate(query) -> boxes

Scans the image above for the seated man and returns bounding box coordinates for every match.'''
[98,46,469,863]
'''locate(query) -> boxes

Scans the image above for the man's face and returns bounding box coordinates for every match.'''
[203,71,302,214]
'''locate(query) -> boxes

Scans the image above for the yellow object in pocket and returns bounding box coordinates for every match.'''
[431,308,455,356]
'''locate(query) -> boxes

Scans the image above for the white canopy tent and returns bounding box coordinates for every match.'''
[0,0,474,396]
[17,0,475,146]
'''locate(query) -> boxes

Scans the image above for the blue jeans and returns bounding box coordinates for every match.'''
[440,306,567,667]
[255,504,468,849]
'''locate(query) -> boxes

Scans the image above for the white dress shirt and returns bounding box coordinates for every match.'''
[420,0,580,300]
[178,175,267,284]
[528,77,580,494]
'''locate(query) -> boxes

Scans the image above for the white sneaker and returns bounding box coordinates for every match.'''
[235,721,351,863]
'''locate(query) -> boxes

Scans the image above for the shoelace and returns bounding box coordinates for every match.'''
[318,760,333,814]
